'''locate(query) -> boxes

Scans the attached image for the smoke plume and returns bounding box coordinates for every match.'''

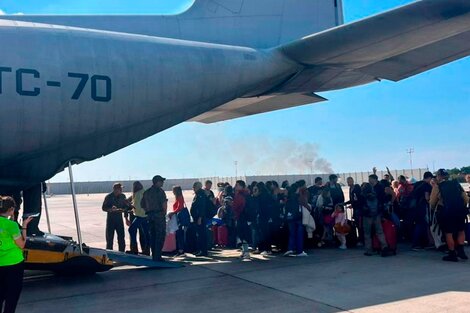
[194,129,334,175]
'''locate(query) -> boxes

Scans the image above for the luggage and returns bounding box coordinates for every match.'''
[345,220,358,248]
[163,233,176,253]
[207,227,214,251]
[177,207,191,227]
[345,208,358,248]
[430,210,444,249]
[211,225,219,245]
[465,217,470,245]
[373,219,397,254]
[217,225,229,247]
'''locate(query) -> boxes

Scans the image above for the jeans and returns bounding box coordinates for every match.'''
[0,262,24,313]
[288,220,304,254]
[363,216,387,252]
[106,216,125,252]
[411,207,428,248]
[176,226,186,252]
[128,216,150,253]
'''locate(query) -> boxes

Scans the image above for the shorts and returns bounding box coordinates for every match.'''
[440,215,466,234]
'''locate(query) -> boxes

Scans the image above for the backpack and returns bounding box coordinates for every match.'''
[205,195,217,219]
[439,180,467,217]
[364,190,379,217]
[398,183,414,209]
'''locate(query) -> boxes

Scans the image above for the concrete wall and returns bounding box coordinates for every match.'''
[48,168,428,195]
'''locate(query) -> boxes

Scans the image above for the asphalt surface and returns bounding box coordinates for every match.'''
[16,193,470,313]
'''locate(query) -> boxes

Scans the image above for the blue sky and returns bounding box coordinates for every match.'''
[1,0,468,182]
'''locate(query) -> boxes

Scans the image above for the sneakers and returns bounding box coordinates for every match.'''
[411,246,424,252]
[283,250,294,257]
[260,251,272,256]
[457,245,468,260]
[443,250,459,262]
[241,252,251,260]
[296,252,308,257]
[252,249,261,255]
[339,245,347,250]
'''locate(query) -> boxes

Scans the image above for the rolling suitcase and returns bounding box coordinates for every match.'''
[373,218,397,254]
[212,225,219,245]
[345,208,358,248]
[217,225,229,247]
[163,233,176,253]
[207,227,214,251]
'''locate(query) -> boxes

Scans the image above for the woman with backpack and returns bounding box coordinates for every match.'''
[361,182,389,256]
[171,186,188,256]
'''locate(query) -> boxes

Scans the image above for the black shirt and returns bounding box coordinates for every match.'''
[102,192,131,218]
[191,189,207,220]
[413,181,432,209]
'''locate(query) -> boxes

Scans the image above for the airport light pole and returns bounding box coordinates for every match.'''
[406,148,415,174]
[307,159,314,186]
[234,161,238,179]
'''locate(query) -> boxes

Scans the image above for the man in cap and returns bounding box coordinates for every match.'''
[430,169,469,262]
[141,175,168,261]
[102,183,131,252]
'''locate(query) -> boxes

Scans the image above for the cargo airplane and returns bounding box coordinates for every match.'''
[1,0,470,190]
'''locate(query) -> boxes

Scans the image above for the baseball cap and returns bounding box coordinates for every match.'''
[113,183,123,189]
[436,169,449,177]
[423,171,435,179]
[152,175,166,183]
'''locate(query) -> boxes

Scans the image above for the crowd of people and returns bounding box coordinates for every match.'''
[101,170,470,263]
[1,170,469,313]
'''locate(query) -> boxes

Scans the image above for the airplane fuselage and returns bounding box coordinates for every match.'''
[0,21,297,186]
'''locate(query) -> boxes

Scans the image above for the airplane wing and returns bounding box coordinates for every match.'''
[281,0,470,82]
[189,93,326,123]
[193,0,470,123]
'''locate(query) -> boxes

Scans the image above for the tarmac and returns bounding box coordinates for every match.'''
[16,193,470,313]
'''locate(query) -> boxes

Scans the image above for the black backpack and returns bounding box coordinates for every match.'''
[439,180,466,217]
[205,195,217,219]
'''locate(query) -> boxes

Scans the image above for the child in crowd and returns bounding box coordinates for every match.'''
[214,196,233,248]
[332,204,350,250]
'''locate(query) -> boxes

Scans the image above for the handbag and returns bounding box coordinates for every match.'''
[430,209,444,249]
[177,205,191,227]
[301,206,316,238]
